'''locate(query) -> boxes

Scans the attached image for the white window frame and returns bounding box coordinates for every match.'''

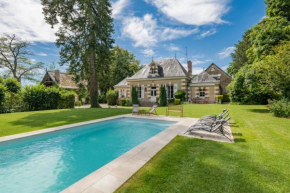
[199,88,205,98]
[167,85,174,99]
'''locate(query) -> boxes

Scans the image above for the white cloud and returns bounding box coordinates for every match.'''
[112,0,129,18]
[122,14,157,47]
[122,14,197,47]
[160,28,198,41]
[222,65,229,71]
[166,44,180,51]
[36,53,47,56]
[145,0,230,26]
[141,49,155,57]
[0,0,57,42]
[199,29,217,39]
[218,46,235,58]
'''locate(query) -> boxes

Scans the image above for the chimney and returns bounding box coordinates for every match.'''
[187,61,192,76]
[55,70,60,83]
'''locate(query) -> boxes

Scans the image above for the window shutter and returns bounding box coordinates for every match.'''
[141,85,145,98]
[174,83,178,93]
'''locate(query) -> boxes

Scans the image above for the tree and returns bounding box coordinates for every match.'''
[265,0,290,21]
[227,30,252,76]
[131,86,139,105]
[159,85,167,106]
[41,0,114,108]
[0,34,44,82]
[99,46,141,92]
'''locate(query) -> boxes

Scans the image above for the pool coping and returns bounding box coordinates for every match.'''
[0,114,198,193]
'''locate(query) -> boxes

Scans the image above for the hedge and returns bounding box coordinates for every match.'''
[120,98,131,106]
[174,90,186,101]
[23,85,76,111]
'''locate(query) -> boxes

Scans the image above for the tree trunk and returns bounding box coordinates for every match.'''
[88,6,100,108]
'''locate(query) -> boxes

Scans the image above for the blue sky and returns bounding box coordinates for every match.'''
[0,0,266,84]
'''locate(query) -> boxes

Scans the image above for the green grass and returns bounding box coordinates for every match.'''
[0,108,131,137]
[117,104,290,193]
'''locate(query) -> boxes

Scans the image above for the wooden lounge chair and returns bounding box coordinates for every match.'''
[132,104,139,115]
[146,105,158,116]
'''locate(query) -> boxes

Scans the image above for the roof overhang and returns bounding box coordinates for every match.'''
[190,82,219,86]
[128,76,190,82]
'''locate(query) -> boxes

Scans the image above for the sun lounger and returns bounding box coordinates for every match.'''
[200,109,228,121]
[132,104,139,115]
[146,105,158,116]
[185,117,230,134]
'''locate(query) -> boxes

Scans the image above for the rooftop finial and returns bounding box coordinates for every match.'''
[185,47,188,61]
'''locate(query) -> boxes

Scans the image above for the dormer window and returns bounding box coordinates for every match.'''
[148,62,160,78]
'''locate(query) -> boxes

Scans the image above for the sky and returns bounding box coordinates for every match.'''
[0,0,266,84]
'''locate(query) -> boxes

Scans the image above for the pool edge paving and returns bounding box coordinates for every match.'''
[61,115,197,193]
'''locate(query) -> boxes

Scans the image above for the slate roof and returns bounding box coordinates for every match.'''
[114,77,128,87]
[129,58,188,79]
[191,71,220,84]
[46,71,78,89]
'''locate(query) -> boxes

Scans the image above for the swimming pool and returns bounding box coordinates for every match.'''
[0,117,175,193]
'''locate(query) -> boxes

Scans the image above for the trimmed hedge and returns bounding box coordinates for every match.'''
[174,98,181,105]
[23,85,76,111]
[120,98,131,106]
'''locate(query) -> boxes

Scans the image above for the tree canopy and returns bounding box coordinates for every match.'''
[0,34,44,82]
[41,0,114,108]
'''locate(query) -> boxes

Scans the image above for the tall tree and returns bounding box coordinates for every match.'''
[41,0,114,108]
[0,34,44,82]
[227,30,252,76]
[265,0,290,21]
[99,46,141,92]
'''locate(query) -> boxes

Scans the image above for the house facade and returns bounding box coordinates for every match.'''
[114,58,232,106]
[41,70,78,89]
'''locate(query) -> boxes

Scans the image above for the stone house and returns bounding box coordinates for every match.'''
[41,70,78,89]
[114,58,232,106]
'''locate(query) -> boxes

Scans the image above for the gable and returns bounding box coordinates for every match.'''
[205,63,232,79]
[129,58,188,80]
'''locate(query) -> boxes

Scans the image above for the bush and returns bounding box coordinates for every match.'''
[98,92,107,104]
[174,90,186,101]
[216,95,224,104]
[59,90,76,109]
[159,85,167,106]
[120,98,131,106]
[45,87,60,109]
[269,98,290,118]
[3,78,21,93]
[23,85,47,111]
[23,85,76,111]
[131,86,139,105]
[0,84,6,113]
[174,98,181,105]
[106,89,118,105]
[223,94,230,102]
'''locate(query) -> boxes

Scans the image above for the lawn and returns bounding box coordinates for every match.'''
[0,108,131,137]
[117,104,290,193]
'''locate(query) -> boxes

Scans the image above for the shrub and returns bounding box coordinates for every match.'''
[223,94,230,102]
[45,87,60,109]
[98,92,107,103]
[3,78,21,93]
[216,95,224,104]
[76,101,82,107]
[159,85,167,106]
[23,85,47,111]
[131,86,139,105]
[0,84,6,113]
[174,98,181,105]
[269,98,290,118]
[106,89,118,105]
[174,90,186,101]
[120,98,131,106]
[168,99,174,104]
[59,90,76,109]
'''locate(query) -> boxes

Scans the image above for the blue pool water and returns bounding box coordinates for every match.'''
[0,117,175,193]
